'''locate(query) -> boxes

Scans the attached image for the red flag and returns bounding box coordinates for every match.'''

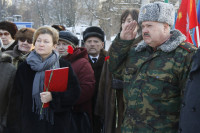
[192,0,200,47]
[175,0,198,44]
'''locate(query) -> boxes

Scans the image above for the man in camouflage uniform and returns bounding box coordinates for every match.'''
[108,2,196,133]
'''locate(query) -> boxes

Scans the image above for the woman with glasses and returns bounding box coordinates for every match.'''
[4,28,35,67]
[0,21,18,52]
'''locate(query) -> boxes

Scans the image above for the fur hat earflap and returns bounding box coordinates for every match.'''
[0,21,18,39]
[138,2,175,27]
[15,28,35,40]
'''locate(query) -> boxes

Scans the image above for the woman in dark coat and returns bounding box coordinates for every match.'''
[95,9,142,133]
[56,31,95,133]
[178,48,200,133]
[6,26,80,133]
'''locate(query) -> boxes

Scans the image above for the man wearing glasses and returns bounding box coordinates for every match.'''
[0,21,18,52]
[4,28,35,68]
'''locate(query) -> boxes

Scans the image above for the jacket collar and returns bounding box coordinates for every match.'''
[135,30,186,52]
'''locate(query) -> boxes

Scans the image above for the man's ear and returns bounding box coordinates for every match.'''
[163,23,170,33]
[101,42,104,49]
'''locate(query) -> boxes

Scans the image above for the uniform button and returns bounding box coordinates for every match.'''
[192,107,196,112]
[182,103,185,107]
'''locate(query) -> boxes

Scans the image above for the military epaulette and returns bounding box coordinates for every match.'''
[178,42,197,53]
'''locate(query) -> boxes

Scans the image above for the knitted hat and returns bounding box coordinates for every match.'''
[59,31,79,47]
[83,26,105,42]
[138,2,175,27]
[0,21,18,39]
[15,28,35,40]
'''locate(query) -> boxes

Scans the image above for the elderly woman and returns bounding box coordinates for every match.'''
[56,31,95,133]
[6,26,80,133]
[4,28,35,67]
[0,21,18,52]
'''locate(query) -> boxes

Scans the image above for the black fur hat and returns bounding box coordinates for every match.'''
[0,21,18,39]
[59,31,79,47]
[83,26,105,42]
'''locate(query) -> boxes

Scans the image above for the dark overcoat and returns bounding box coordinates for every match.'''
[89,49,107,133]
[179,48,200,133]
[0,52,16,133]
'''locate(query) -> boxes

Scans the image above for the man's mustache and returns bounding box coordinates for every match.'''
[143,33,150,36]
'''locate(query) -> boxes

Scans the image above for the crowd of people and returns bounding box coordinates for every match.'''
[0,1,199,133]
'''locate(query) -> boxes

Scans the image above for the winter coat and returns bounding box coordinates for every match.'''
[0,52,16,133]
[62,47,95,120]
[89,49,107,107]
[178,48,200,133]
[5,59,80,133]
[4,45,29,68]
[95,35,143,133]
[108,30,197,133]
[1,41,17,52]
[88,49,107,133]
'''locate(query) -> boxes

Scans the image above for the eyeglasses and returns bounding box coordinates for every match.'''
[19,38,32,44]
[0,32,10,37]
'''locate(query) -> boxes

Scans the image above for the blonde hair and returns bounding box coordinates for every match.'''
[33,26,59,45]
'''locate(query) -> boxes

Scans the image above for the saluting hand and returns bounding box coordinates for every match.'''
[40,91,52,103]
[120,20,138,40]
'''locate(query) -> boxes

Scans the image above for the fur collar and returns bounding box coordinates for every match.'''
[0,52,12,63]
[135,30,186,52]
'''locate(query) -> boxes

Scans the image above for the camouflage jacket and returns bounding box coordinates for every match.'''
[108,30,197,133]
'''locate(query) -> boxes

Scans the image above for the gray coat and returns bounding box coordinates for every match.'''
[0,52,16,132]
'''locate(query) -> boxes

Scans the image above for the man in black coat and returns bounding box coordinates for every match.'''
[178,48,200,133]
[83,26,107,133]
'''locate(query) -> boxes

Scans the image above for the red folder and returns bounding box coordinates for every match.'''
[43,67,69,108]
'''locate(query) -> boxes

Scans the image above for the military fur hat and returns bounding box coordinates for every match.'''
[83,26,105,42]
[0,21,18,39]
[15,28,35,40]
[138,2,175,27]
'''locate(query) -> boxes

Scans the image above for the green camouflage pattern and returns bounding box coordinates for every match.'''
[108,33,196,133]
